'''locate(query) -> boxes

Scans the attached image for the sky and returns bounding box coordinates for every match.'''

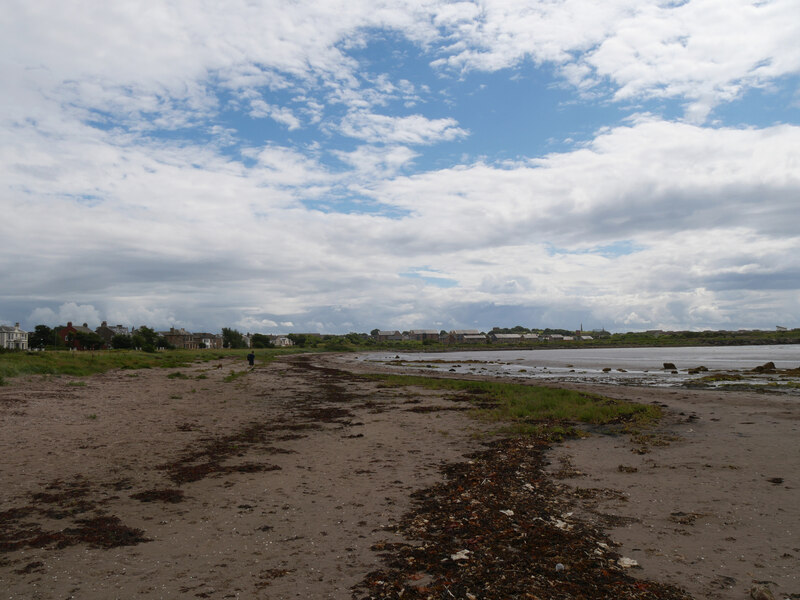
[2,0,799,335]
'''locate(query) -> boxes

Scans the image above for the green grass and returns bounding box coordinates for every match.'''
[0,348,301,381]
[167,371,190,379]
[223,369,249,383]
[365,374,661,436]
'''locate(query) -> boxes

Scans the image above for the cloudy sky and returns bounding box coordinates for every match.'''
[2,0,799,334]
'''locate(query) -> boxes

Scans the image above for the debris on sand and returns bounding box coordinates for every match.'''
[354,437,691,599]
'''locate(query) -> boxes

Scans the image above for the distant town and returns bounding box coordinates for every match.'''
[1,320,796,352]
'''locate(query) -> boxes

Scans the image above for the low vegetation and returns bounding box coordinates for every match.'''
[0,348,301,382]
[366,374,661,438]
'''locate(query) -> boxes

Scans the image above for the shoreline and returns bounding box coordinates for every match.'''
[1,353,797,599]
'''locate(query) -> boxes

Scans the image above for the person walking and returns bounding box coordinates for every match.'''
[246,351,255,367]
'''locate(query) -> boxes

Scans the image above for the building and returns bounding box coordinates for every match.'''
[449,329,481,342]
[462,334,487,344]
[270,335,293,347]
[96,321,130,347]
[490,333,522,342]
[0,323,28,350]
[161,327,198,349]
[58,322,95,350]
[408,329,439,341]
[193,333,223,349]
[376,330,403,342]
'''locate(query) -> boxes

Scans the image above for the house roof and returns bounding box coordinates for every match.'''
[63,323,94,334]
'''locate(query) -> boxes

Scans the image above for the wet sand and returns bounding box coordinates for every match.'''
[1,352,797,599]
[545,383,799,600]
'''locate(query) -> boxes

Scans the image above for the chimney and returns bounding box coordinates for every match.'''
[101,321,107,327]
[67,321,72,327]
[15,322,20,328]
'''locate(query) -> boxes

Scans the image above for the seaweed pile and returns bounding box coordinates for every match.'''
[355,436,692,600]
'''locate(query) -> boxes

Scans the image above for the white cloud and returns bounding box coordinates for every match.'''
[28,303,102,328]
[249,100,302,130]
[338,111,468,144]
[333,144,418,177]
[429,0,800,120]
[2,2,799,333]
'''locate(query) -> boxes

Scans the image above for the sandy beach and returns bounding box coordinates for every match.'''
[1,352,797,599]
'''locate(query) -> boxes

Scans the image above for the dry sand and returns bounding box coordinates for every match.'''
[1,352,798,599]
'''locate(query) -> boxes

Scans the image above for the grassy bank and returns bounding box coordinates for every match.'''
[366,373,660,437]
[0,348,301,381]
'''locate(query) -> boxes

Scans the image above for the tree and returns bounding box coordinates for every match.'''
[370,328,380,337]
[250,333,273,349]
[29,325,54,349]
[287,333,307,347]
[111,334,133,349]
[132,326,163,352]
[222,327,247,349]
[74,330,104,351]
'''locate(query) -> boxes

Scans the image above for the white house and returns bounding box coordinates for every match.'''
[0,323,28,350]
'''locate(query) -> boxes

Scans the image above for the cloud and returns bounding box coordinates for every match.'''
[249,100,302,130]
[429,0,800,120]
[28,303,102,328]
[338,111,468,144]
[332,144,418,177]
[2,2,799,334]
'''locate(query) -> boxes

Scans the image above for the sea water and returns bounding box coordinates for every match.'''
[360,345,800,389]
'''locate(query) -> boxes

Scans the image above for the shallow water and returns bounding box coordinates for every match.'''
[360,345,800,391]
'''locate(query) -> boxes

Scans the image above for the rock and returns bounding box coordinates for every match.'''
[555,562,565,572]
[602,367,612,372]
[663,362,677,370]
[750,584,775,600]
[450,549,471,561]
[752,361,776,373]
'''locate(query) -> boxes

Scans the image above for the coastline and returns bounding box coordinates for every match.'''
[1,352,797,599]
[544,382,799,600]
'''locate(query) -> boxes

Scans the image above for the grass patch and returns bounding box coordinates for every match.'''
[223,370,248,383]
[166,371,190,379]
[0,348,302,381]
[364,374,660,436]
